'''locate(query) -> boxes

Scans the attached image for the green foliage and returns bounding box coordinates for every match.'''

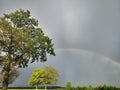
[63,83,120,90]
[44,66,59,85]
[4,9,38,29]
[0,9,55,68]
[28,66,59,87]
[28,68,45,86]
[65,82,72,90]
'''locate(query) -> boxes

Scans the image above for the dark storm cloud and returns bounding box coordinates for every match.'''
[0,0,120,87]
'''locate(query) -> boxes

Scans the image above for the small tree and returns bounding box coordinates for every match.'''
[44,66,59,89]
[0,9,55,90]
[28,66,59,90]
[65,82,72,90]
[28,68,45,90]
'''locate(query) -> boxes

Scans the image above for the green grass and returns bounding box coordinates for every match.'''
[8,89,35,90]
[0,89,44,90]
[0,89,34,90]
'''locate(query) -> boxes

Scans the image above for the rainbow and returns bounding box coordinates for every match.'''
[55,48,120,66]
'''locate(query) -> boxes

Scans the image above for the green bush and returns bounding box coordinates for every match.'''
[65,82,72,90]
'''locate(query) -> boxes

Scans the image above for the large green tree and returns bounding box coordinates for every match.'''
[28,66,59,90]
[0,9,55,90]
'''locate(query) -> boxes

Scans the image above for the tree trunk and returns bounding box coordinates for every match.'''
[2,70,9,90]
[2,61,10,90]
[45,85,47,90]
[36,84,38,90]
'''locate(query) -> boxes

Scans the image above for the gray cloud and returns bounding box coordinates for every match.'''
[0,0,120,87]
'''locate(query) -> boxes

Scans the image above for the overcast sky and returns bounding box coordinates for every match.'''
[1,0,120,87]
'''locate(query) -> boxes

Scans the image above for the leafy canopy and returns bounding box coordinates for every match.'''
[28,66,59,86]
[44,66,59,85]
[28,68,45,86]
[0,9,55,68]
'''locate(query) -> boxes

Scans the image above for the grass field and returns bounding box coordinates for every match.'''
[0,86,60,90]
[0,89,46,90]
[0,89,37,90]
[0,88,58,90]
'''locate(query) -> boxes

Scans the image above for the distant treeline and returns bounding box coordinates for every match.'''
[57,82,120,90]
[61,85,120,90]
[0,85,120,90]
[0,86,63,89]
